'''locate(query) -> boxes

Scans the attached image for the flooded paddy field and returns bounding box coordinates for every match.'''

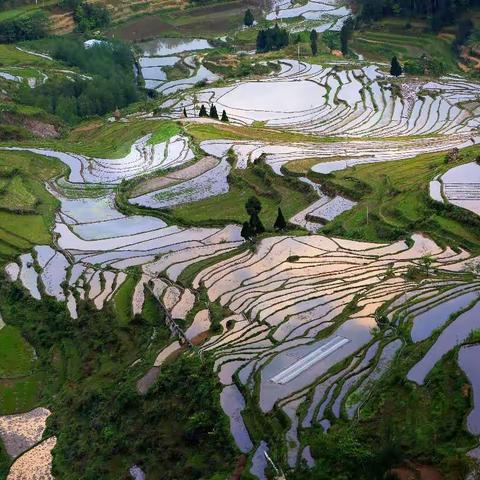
[2,18,480,478]
[3,116,480,478]
[173,60,480,141]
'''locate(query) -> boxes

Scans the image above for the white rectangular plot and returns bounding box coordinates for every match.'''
[270,336,349,384]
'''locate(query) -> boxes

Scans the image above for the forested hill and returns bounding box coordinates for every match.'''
[359,0,480,31]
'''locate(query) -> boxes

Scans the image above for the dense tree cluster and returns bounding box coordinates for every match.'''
[0,276,236,479]
[58,0,110,31]
[404,54,447,75]
[256,24,289,53]
[209,104,218,119]
[0,11,49,43]
[198,104,228,121]
[453,19,475,51]
[74,2,110,31]
[358,0,480,32]
[17,40,138,124]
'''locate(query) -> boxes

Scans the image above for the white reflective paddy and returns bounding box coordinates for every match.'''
[175,60,480,143]
[137,38,219,94]
[266,0,350,32]
[3,134,194,185]
[437,161,480,216]
[3,52,480,476]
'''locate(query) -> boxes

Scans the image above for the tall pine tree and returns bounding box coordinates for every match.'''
[390,56,403,77]
[274,208,287,230]
[244,9,254,27]
[241,221,253,240]
[221,109,229,122]
[245,196,262,216]
[210,104,219,119]
[310,29,318,56]
[340,17,354,55]
[199,104,208,117]
[250,213,265,235]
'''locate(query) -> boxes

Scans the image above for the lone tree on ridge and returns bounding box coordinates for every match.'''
[245,196,265,236]
[310,29,318,56]
[244,8,254,27]
[390,56,403,77]
[241,221,253,241]
[246,196,262,216]
[274,207,287,230]
[340,17,354,55]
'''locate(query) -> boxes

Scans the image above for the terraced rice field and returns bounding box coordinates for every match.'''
[431,161,480,216]
[192,234,479,466]
[137,38,219,94]
[4,129,480,477]
[174,60,480,140]
[2,39,480,476]
[266,0,350,32]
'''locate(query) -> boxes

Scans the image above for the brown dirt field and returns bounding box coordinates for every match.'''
[49,11,75,35]
[110,17,177,42]
[108,0,264,41]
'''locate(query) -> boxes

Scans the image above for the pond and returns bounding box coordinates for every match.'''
[138,38,212,57]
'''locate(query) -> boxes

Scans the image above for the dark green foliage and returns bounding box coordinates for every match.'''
[274,207,287,230]
[241,220,253,240]
[454,19,474,51]
[256,24,289,53]
[0,11,49,43]
[340,17,354,55]
[0,276,235,479]
[0,441,9,479]
[74,2,111,32]
[57,0,82,9]
[17,39,138,124]
[183,107,187,117]
[249,212,265,235]
[390,56,403,76]
[310,29,318,55]
[244,196,264,235]
[323,31,341,51]
[245,195,262,216]
[199,104,208,117]
[358,0,473,32]
[244,8,254,27]
[221,109,229,122]
[209,104,219,119]
[404,55,446,76]
[58,0,110,30]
